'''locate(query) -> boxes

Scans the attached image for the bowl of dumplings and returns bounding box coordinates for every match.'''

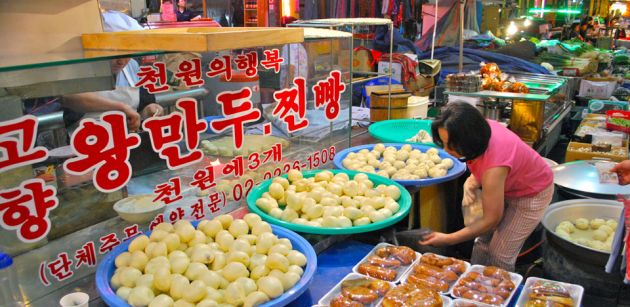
[333,143,466,187]
[542,199,623,265]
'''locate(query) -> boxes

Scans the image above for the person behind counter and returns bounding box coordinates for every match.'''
[568,23,584,41]
[611,160,630,185]
[176,0,201,22]
[62,58,163,132]
[420,102,554,271]
[161,0,177,22]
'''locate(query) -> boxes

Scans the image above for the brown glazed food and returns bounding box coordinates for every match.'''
[382,284,442,307]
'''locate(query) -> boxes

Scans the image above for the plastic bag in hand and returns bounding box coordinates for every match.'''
[462,189,483,226]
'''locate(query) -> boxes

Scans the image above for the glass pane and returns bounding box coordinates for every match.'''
[0,50,168,73]
[1,36,351,305]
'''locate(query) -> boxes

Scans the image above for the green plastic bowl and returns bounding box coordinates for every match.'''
[246,169,412,235]
[368,119,436,146]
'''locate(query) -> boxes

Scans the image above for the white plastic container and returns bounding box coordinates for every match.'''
[0,253,24,306]
[352,243,421,284]
[59,292,89,307]
[441,295,453,306]
[514,277,584,307]
[449,265,523,307]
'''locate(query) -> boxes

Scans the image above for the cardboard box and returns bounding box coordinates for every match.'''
[579,79,618,99]
[378,62,403,83]
[408,75,435,96]
[565,141,628,162]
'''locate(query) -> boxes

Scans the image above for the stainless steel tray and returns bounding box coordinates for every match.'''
[552,160,630,196]
[542,199,623,265]
[445,72,567,101]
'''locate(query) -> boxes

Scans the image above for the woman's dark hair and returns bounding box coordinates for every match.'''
[431,102,491,160]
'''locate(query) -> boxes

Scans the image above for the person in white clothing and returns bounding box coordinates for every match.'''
[62,10,163,132]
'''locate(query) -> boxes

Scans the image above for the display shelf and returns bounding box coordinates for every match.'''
[445,73,567,101]
[290,18,393,26]
[303,28,353,40]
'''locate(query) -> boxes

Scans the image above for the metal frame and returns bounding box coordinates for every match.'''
[288,18,395,147]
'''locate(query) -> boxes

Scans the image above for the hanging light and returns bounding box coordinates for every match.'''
[282,0,291,17]
[610,2,627,15]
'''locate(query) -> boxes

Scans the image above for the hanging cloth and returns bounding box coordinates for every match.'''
[358,0,369,17]
[371,0,376,17]
[337,0,345,17]
[382,0,389,16]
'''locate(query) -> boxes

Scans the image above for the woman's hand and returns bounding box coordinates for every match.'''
[419,232,454,247]
[141,103,164,120]
[611,160,630,185]
[121,104,141,131]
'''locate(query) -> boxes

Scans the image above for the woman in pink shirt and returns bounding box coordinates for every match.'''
[160,0,177,22]
[421,102,554,271]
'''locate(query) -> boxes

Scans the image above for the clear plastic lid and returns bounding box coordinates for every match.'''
[0,252,13,269]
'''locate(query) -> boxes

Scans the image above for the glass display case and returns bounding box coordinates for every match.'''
[0,27,351,306]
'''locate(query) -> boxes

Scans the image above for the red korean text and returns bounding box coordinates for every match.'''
[210,88,261,150]
[64,112,141,193]
[260,49,284,73]
[0,179,59,243]
[142,99,207,169]
[273,77,309,133]
[175,58,204,87]
[135,62,170,93]
[0,115,48,173]
[313,70,346,121]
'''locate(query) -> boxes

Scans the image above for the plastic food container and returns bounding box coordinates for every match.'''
[59,292,89,307]
[400,253,471,294]
[332,143,467,187]
[514,277,584,307]
[352,243,420,284]
[95,222,317,307]
[246,169,412,235]
[441,295,453,307]
[449,265,523,307]
[317,272,395,307]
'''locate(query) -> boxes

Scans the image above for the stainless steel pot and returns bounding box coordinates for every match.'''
[542,199,622,266]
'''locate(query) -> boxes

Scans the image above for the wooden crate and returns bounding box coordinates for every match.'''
[565,141,628,162]
[370,90,428,121]
[82,27,304,52]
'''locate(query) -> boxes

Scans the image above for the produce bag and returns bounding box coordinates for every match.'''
[462,189,483,226]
